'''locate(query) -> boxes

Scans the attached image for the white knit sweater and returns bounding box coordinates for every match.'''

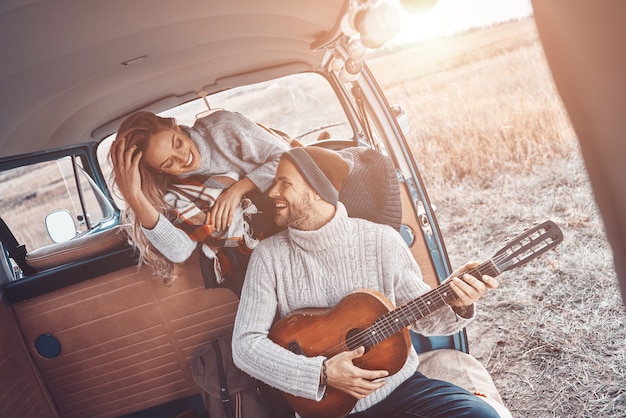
[232,203,473,413]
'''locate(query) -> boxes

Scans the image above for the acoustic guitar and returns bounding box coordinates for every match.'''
[268,220,563,418]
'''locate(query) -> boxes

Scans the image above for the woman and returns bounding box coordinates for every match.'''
[110,110,289,285]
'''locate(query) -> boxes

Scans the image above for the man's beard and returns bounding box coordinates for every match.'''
[274,192,315,230]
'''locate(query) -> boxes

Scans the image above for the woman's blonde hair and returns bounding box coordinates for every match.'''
[109,111,182,286]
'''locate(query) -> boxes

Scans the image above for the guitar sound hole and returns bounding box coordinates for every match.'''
[345,328,370,352]
[288,341,304,355]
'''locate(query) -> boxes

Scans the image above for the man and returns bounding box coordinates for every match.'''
[232,146,500,417]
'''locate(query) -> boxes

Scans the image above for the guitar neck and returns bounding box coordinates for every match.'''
[360,220,562,348]
[367,260,500,346]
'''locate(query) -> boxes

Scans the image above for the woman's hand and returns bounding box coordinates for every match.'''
[110,137,143,202]
[110,137,160,229]
[211,177,256,231]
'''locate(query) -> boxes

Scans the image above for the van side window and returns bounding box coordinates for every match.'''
[0,156,115,254]
[206,72,355,144]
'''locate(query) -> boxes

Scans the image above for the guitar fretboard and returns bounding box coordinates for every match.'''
[364,260,500,347]
[344,220,562,352]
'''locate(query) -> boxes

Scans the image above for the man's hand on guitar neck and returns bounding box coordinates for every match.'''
[323,346,389,399]
[447,261,499,318]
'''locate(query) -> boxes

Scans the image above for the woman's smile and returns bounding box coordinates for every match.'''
[185,150,194,167]
[143,129,201,174]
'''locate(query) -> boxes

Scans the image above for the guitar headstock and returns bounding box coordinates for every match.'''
[492,220,563,273]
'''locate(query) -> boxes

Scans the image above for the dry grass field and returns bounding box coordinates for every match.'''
[368,18,626,417]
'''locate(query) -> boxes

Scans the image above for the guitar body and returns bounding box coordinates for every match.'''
[268,289,411,418]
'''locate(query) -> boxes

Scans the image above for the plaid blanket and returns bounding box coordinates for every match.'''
[165,172,259,284]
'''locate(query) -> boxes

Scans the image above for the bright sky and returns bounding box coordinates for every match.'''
[392,0,533,44]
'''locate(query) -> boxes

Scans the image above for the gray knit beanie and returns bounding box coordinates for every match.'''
[282,147,351,206]
[338,147,402,231]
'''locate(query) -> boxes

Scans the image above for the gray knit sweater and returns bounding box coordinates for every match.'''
[232,203,473,413]
[142,110,288,262]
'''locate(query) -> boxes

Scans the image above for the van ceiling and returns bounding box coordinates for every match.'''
[0,0,347,159]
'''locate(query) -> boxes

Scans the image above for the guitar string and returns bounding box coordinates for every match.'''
[361,228,560,348]
[362,238,554,346]
[331,230,557,354]
[339,230,558,351]
[356,263,493,347]
[334,261,494,353]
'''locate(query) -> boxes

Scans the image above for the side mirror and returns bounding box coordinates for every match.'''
[45,210,77,243]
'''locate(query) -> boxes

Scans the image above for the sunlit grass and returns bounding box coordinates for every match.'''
[374,35,576,188]
[369,18,625,418]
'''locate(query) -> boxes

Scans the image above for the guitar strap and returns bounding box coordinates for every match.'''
[212,339,235,418]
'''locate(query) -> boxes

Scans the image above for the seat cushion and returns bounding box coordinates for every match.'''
[417,349,508,411]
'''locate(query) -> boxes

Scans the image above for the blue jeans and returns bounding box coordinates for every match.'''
[347,371,500,418]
